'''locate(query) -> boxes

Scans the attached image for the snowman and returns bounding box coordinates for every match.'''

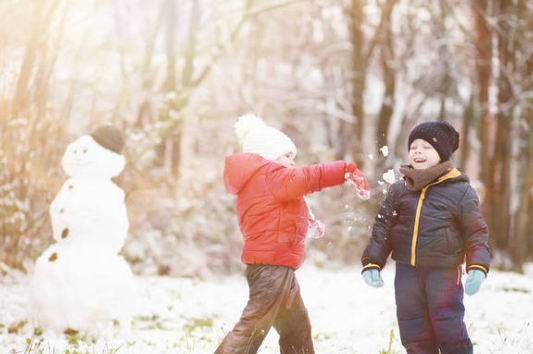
[29,125,135,336]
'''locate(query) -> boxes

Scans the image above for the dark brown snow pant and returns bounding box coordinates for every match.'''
[214,264,315,354]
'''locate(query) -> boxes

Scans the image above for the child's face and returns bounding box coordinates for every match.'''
[276,152,295,167]
[409,139,441,169]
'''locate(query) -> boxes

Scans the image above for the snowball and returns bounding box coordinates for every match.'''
[382,169,396,184]
[379,146,389,157]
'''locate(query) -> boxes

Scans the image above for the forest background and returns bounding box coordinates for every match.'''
[1,0,532,277]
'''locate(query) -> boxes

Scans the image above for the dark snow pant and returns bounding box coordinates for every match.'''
[214,264,314,354]
[395,263,473,354]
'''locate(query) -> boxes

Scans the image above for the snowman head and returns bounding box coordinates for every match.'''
[62,126,126,179]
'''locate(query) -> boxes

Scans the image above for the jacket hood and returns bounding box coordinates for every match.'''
[224,153,273,195]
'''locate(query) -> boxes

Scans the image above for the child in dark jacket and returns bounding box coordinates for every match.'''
[361,121,490,354]
[215,114,370,354]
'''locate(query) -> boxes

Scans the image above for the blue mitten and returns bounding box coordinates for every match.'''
[465,269,486,295]
[362,269,384,288]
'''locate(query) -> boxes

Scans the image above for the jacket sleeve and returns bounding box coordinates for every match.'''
[361,183,398,270]
[266,161,346,202]
[460,186,491,274]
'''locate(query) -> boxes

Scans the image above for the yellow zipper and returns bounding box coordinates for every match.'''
[411,187,427,266]
[410,168,462,267]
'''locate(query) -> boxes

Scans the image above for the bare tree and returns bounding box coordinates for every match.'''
[0,0,68,269]
[375,0,398,173]
[509,0,533,271]
[470,0,533,270]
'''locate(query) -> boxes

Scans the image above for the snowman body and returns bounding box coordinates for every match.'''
[49,179,128,253]
[29,135,135,336]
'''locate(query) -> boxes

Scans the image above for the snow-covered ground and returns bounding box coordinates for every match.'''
[1,263,532,354]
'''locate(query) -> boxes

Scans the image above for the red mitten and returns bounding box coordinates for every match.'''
[345,163,370,200]
[345,162,357,174]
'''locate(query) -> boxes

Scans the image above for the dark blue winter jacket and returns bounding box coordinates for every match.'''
[362,168,490,274]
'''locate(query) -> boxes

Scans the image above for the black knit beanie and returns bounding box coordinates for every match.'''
[408,121,460,161]
[90,125,125,154]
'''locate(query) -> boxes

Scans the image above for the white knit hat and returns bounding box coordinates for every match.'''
[235,114,297,161]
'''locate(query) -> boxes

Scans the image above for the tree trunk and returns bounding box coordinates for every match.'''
[136,0,166,126]
[162,0,178,92]
[11,37,39,118]
[182,0,199,88]
[339,0,366,166]
[513,112,533,271]
[510,0,533,271]
[490,0,514,252]
[472,0,496,249]
[473,0,493,181]
[375,0,396,173]
[458,94,474,170]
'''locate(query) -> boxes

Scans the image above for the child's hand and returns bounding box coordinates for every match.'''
[344,163,370,200]
[362,269,384,288]
[464,269,486,295]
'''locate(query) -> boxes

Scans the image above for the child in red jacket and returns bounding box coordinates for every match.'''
[215,114,370,354]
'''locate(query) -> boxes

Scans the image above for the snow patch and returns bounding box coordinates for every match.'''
[1,265,533,353]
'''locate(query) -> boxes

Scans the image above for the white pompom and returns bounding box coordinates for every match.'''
[235,113,267,145]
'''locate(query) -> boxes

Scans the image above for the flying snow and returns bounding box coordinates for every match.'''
[382,169,396,184]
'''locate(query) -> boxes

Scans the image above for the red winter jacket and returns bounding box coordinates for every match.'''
[224,153,346,269]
